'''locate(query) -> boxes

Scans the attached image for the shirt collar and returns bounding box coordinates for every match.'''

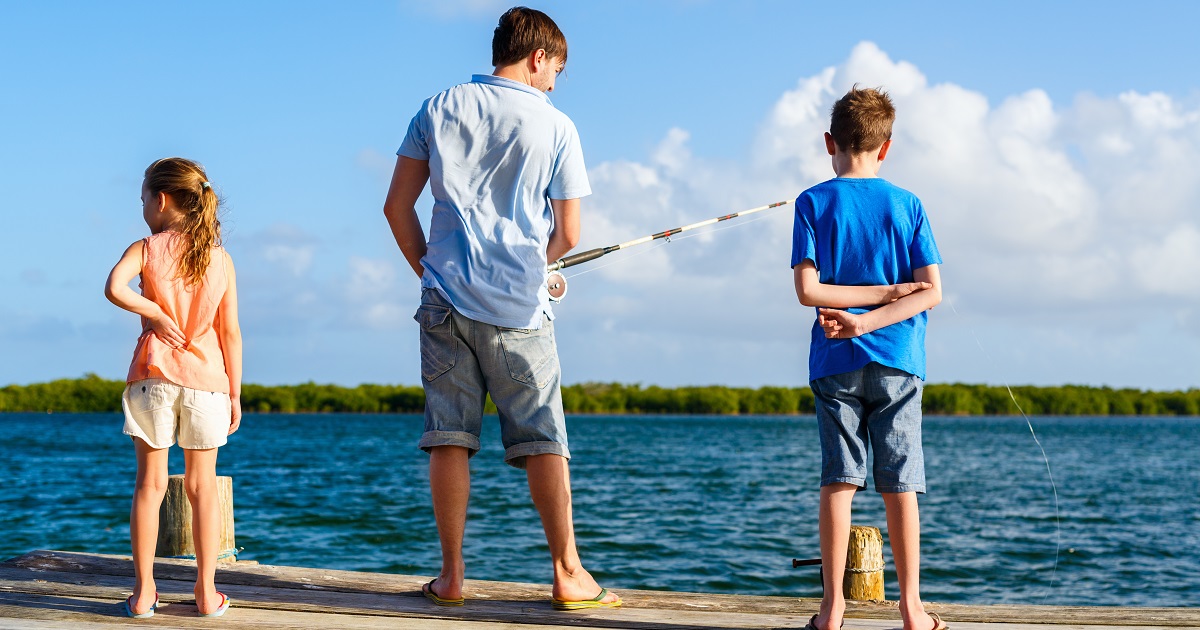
[471,74,552,105]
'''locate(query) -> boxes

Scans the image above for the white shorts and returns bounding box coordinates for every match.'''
[122,378,231,449]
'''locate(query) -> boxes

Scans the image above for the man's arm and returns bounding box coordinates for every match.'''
[794,260,932,308]
[382,156,431,278]
[818,264,942,339]
[547,198,581,263]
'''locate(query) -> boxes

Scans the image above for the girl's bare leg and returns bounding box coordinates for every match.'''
[183,447,221,614]
[130,438,169,615]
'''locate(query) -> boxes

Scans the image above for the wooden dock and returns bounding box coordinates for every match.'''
[2,550,1197,629]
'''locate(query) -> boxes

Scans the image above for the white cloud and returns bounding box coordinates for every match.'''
[554,40,1200,387]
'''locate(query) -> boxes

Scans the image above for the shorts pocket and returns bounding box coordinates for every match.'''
[414,304,456,382]
[498,320,558,389]
[127,379,176,415]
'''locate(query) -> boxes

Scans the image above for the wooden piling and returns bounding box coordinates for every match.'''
[155,475,238,562]
[844,525,884,601]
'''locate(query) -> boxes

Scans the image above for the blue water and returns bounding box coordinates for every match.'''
[2,413,1197,606]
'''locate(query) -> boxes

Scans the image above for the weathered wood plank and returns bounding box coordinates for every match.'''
[2,551,1199,628]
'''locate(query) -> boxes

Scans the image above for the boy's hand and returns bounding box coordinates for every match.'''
[818,308,868,339]
[887,282,933,303]
[147,312,187,349]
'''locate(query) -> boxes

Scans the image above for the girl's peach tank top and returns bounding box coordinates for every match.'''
[126,231,230,394]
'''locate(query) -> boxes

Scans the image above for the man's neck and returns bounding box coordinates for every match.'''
[493,63,534,88]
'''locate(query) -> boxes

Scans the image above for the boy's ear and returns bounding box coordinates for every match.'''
[824,132,838,157]
[877,139,892,162]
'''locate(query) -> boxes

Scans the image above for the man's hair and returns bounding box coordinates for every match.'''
[829,86,895,153]
[492,6,567,68]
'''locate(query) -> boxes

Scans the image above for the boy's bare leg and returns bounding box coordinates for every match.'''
[428,445,470,599]
[814,482,857,630]
[130,439,168,615]
[525,453,619,604]
[183,447,221,614]
[882,491,937,630]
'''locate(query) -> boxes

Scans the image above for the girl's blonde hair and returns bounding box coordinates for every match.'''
[143,157,222,286]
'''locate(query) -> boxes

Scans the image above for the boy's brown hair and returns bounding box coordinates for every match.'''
[829,86,895,153]
[492,6,567,68]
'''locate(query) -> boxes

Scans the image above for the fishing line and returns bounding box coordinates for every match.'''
[947,298,1061,600]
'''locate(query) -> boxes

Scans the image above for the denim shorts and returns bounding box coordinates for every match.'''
[810,362,926,493]
[413,288,568,469]
[122,378,231,450]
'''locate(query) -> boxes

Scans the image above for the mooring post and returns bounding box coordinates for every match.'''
[844,525,885,601]
[155,475,238,562]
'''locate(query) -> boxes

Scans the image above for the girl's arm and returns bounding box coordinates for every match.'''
[104,240,186,348]
[217,251,243,435]
[818,264,943,339]
[794,260,932,308]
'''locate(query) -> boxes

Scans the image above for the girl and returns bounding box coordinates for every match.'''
[105,157,242,618]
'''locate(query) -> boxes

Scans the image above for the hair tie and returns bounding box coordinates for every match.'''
[201,181,212,190]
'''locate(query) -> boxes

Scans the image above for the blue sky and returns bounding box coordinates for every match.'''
[2,1,1198,390]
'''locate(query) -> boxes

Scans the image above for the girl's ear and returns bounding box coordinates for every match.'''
[156,191,169,212]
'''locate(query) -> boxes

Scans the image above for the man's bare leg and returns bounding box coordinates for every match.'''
[882,491,937,630]
[813,482,857,630]
[428,445,470,600]
[525,453,619,604]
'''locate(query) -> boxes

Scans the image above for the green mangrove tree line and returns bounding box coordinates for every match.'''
[2,374,1198,416]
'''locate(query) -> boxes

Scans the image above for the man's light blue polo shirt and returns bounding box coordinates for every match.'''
[398,74,591,330]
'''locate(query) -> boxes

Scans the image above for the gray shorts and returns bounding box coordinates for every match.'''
[414,288,568,469]
[810,362,926,493]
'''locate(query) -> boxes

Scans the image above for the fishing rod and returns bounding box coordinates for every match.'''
[545,200,793,300]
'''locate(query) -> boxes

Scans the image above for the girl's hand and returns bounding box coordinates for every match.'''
[228,397,242,435]
[818,308,868,339]
[147,312,186,349]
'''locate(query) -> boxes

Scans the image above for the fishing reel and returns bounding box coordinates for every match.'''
[547,270,568,301]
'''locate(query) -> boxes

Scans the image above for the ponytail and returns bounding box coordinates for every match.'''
[143,157,222,286]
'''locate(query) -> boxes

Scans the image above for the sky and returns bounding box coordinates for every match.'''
[1,1,1198,391]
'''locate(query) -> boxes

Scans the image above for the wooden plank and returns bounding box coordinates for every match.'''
[2,551,1199,628]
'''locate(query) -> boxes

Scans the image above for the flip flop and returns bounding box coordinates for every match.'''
[551,587,622,611]
[928,611,949,630]
[803,614,844,630]
[422,579,465,606]
[123,592,158,618]
[198,591,231,617]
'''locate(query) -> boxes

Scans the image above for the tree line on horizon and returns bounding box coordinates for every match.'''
[2,374,1198,417]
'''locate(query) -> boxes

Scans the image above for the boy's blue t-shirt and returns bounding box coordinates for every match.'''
[790,177,942,381]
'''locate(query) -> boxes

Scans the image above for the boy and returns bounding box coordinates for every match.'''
[791,87,946,630]
[383,6,619,611]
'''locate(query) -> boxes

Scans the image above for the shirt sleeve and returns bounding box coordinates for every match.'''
[548,120,591,200]
[396,101,431,161]
[909,201,943,268]
[790,193,818,269]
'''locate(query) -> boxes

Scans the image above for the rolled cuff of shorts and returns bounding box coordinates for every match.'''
[418,430,482,456]
[820,475,867,490]
[503,441,570,470]
[123,428,173,450]
[875,482,926,494]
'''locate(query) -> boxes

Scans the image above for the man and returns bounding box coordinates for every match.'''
[382,6,620,611]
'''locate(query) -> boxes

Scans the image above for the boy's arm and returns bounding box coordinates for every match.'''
[104,240,186,349]
[793,260,932,308]
[547,198,581,263]
[217,251,243,434]
[383,156,431,279]
[818,264,942,339]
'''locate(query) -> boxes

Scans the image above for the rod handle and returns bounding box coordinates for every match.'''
[547,247,607,272]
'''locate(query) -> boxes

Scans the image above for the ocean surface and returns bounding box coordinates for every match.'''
[1,413,1197,606]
